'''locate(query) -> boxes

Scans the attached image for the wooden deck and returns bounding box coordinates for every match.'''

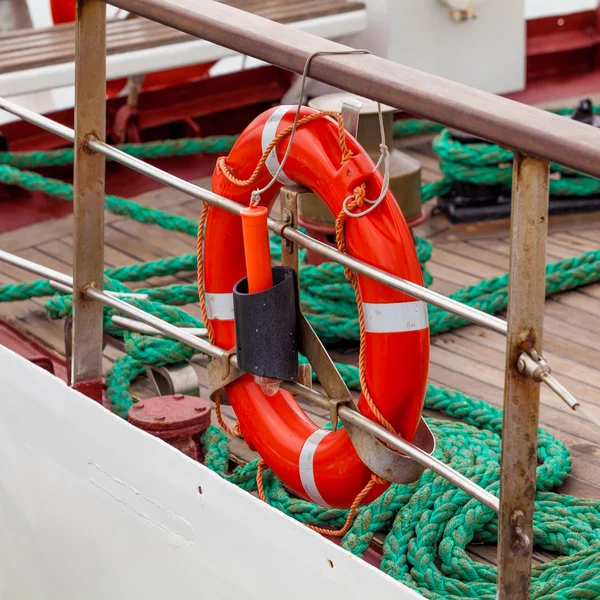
[1,135,599,566]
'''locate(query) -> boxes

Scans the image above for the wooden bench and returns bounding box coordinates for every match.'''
[0,0,366,96]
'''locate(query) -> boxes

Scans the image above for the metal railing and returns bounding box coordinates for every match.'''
[2,1,600,598]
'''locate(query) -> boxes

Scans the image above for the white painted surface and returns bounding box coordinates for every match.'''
[0,10,367,97]
[351,0,525,95]
[0,346,424,599]
[299,429,331,506]
[205,292,235,321]
[526,0,598,20]
[363,301,429,334]
[262,105,295,185]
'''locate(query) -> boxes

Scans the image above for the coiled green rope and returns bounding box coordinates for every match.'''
[199,392,599,600]
[0,135,238,169]
[431,105,600,196]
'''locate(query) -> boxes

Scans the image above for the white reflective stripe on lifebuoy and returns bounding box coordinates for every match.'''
[299,429,330,506]
[205,293,234,321]
[262,105,295,185]
[363,300,429,333]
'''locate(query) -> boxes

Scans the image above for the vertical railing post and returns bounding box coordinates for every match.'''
[497,154,549,599]
[71,0,106,402]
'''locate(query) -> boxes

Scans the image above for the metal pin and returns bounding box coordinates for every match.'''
[49,280,149,300]
[112,315,207,337]
[517,350,580,410]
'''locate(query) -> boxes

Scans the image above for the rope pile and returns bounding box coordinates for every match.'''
[1,110,600,597]
[431,104,600,198]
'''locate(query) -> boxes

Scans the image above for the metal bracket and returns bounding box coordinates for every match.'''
[206,348,243,404]
[341,97,363,138]
[509,509,531,555]
[516,349,550,381]
[517,349,580,409]
[280,185,353,431]
[342,415,436,484]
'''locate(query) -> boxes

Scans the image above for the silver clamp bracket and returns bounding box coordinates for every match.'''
[342,413,436,485]
[517,349,579,410]
[206,348,243,404]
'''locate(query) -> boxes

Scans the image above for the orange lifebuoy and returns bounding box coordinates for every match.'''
[204,105,430,509]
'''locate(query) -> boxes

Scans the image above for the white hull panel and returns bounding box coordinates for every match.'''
[0,347,423,599]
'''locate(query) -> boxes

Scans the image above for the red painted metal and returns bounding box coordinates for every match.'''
[207,106,429,508]
[0,185,74,234]
[0,66,291,233]
[73,378,105,404]
[505,70,600,105]
[0,320,68,381]
[506,10,600,106]
[0,66,291,152]
[527,11,600,83]
[128,394,212,461]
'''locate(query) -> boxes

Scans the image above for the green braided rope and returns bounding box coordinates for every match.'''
[393,119,444,137]
[431,104,600,197]
[0,253,196,303]
[0,136,238,169]
[7,235,600,345]
[0,164,198,236]
[0,120,435,170]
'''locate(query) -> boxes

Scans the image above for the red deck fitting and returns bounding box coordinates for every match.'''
[128,394,212,461]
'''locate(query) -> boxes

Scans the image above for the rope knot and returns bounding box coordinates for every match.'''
[353,183,366,207]
[348,183,367,212]
[371,474,388,486]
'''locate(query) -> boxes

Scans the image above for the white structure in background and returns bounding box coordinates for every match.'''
[526,0,599,19]
[350,0,525,95]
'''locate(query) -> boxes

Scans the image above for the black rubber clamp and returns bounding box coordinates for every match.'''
[233,266,298,381]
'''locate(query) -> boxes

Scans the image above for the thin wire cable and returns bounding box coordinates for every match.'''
[250,49,373,206]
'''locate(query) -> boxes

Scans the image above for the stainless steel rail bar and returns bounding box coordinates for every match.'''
[284,380,499,513]
[0,249,221,358]
[100,0,600,179]
[281,226,507,334]
[0,96,508,335]
[111,315,207,337]
[0,248,499,513]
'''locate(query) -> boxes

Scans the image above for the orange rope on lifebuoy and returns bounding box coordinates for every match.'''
[256,458,386,537]
[216,110,353,188]
[197,201,242,438]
